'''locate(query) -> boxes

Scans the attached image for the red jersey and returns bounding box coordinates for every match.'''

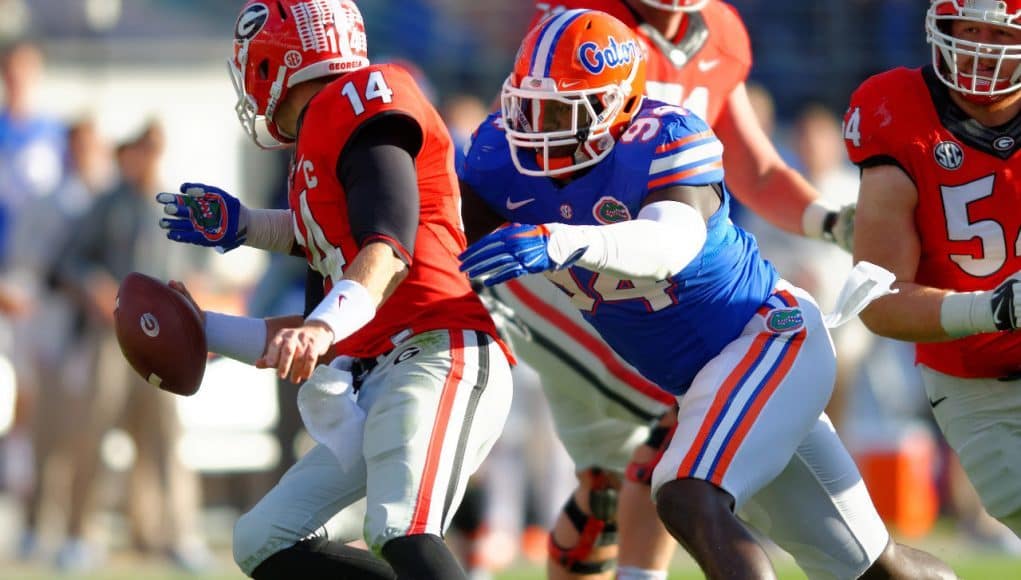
[290,64,499,358]
[530,0,750,123]
[844,66,1021,379]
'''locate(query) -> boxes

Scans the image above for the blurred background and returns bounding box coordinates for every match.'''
[0,1,1018,579]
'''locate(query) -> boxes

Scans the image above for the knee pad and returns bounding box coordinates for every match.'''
[549,468,620,575]
[625,409,678,485]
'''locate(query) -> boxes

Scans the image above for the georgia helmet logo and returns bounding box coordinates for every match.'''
[140,313,160,338]
[235,3,270,41]
[933,141,963,171]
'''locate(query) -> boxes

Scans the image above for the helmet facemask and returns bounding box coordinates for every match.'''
[927,0,1021,102]
[229,40,292,150]
[502,69,639,178]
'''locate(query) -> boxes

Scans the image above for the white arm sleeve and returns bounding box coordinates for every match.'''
[246,208,296,254]
[546,200,707,281]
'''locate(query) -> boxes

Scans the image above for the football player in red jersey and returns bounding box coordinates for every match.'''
[155,1,513,579]
[476,2,858,579]
[851,0,1021,540]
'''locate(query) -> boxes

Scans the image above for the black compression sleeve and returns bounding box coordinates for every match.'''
[337,114,423,265]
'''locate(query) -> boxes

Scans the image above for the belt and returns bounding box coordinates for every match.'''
[350,349,392,390]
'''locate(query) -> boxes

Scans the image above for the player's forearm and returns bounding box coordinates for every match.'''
[547,201,706,281]
[306,242,407,344]
[859,282,959,342]
[731,163,820,236]
[203,313,303,364]
[244,208,297,254]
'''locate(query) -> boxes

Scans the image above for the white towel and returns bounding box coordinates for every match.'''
[823,261,898,329]
[296,356,366,471]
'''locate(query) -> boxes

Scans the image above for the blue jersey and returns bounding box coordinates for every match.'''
[460,101,778,394]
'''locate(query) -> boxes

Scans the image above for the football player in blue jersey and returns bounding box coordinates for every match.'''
[458,9,954,580]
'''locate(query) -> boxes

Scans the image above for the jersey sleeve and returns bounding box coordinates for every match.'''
[646,111,725,192]
[843,72,904,169]
[457,113,515,217]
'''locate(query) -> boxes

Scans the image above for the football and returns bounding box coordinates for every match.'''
[114,272,207,396]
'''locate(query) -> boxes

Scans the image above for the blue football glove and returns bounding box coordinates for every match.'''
[157,182,247,253]
[459,223,577,287]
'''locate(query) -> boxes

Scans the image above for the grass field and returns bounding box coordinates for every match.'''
[3,544,1019,579]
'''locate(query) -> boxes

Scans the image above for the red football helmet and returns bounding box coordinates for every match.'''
[229,0,369,148]
[638,0,709,12]
[927,0,1021,102]
[501,9,646,177]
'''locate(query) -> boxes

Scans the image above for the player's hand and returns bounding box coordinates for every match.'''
[823,203,855,253]
[157,182,248,252]
[256,321,334,383]
[991,273,1021,331]
[459,223,571,286]
[167,280,205,323]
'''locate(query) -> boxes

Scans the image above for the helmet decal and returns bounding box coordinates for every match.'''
[235,3,270,41]
[579,37,642,74]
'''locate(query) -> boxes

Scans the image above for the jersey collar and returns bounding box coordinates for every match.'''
[924,65,1021,160]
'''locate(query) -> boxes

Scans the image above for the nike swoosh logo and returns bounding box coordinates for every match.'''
[697,59,720,72]
[506,197,535,210]
[929,396,948,408]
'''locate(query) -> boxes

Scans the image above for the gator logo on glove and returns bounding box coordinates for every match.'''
[182,194,229,242]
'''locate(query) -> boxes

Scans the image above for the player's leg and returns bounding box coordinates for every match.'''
[920,365,1021,537]
[616,410,678,580]
[739,414,954,579]
[235,441,378,579]
[491,276,674,579]
[652,285,835,579]
[357,329,513,579]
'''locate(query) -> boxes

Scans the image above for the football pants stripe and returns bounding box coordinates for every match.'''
[408,329,466,534]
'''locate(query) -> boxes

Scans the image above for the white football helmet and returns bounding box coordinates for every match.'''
[927,0,1021,101]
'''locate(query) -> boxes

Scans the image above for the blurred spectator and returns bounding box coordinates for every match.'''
[0,41,66,263]
[0,40,66,496]
[17,116,109,562]
[0,39,66,521]
[441,93,488,167]
[52,120,211,573]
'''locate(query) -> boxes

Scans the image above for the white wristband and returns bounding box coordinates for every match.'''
[205,311,268,364]
[246,208,295,254]
[802,199,839,239]
[306,279,376,344]
[940,291,997,338]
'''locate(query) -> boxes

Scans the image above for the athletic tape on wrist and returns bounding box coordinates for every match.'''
[246,208,295,254]
[940,291,996,338]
